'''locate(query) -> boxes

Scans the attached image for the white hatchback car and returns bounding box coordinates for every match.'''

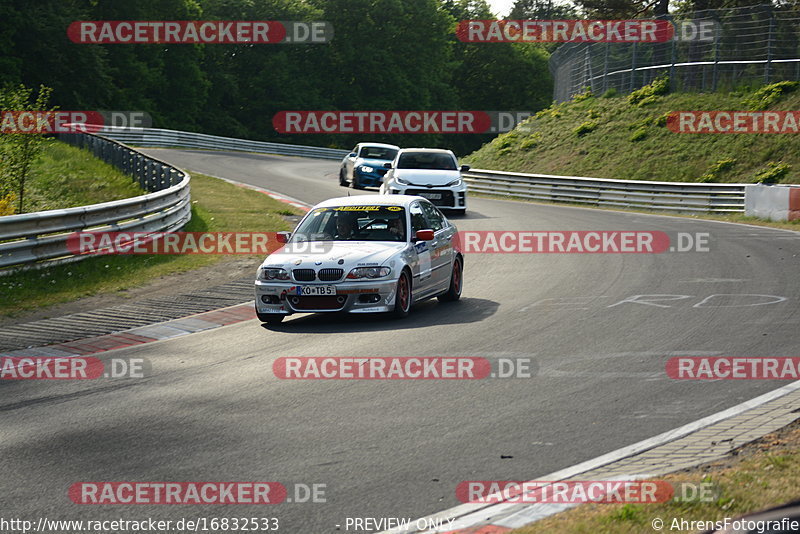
[379,148,469,214]
[254,195,463,324]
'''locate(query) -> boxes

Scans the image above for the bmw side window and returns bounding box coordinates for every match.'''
[421,203,444,231]
[409,203,427,233]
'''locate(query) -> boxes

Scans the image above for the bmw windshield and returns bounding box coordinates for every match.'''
[291,206,407,242]
[358,146,398,160]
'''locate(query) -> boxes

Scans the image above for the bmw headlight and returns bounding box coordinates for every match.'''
[346,266,392,279]
[359,165,374,173]
[261,267,290,280]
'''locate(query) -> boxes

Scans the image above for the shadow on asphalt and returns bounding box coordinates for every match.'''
[259,297,499,334]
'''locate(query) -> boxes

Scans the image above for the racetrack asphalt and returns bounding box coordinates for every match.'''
[1,148,798,533]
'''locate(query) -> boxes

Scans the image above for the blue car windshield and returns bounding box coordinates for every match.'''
[359,147,398,160]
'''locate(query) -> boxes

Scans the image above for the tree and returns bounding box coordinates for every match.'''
[509,0,580,19]
[442,0,554,154]
[0,85,54,214]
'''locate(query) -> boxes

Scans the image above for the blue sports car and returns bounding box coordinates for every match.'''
[339,142,400,189]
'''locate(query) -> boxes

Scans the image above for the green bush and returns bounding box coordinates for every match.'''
[700,158,737,182]
[601,88,618,98]
[520,132,542,150]
[743,81,800,110]
[629,128,648,142]
[572,88,594,102]
[573,121,598,137]
[628,75,670,107]
[754,162,791,184]
[655,112,671,127]
[493,131,519,151]
[535,105,562,120]
[628,117,653,130]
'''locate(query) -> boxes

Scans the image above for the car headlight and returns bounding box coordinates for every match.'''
[346,266,391,279]
[261,267,290,280]
[446,178,462,187]
[359,165,374,173]
[395,176,410,185]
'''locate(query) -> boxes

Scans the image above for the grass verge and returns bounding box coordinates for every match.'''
[464,81,800,185]
[513,420,800,533]
[23,140,146,213]
[1,172,302,316]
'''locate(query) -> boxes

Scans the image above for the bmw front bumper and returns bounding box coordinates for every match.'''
[353,169,386,187]
[254,278,400,315]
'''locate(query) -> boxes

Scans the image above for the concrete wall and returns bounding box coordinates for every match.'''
[745,184,800,221]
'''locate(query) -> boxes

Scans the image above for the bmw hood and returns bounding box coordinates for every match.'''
[393,168,460,186]
[261,242,406,271]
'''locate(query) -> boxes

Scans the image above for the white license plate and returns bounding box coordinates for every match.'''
[296,285,336,296]
[419,192,442,200]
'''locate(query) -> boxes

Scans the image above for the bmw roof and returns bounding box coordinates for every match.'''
[315,194,426,208]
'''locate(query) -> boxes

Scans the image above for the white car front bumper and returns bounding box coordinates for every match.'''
[384,182,467,210]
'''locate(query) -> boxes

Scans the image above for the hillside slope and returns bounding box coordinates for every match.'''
[464,81,800,184]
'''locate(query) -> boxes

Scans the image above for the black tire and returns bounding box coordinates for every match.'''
[339,168,348,186]
[391,270,412,318]
[438,256,463,302]
[257,311,285,324]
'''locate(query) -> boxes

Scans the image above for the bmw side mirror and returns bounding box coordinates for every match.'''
[413,229,435,242]
[348,152,357,158]
[460,164,470,172]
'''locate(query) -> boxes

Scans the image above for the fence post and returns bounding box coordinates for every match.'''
[765,12,775,83]
[630,42,638,92]
[670,35,677,91]
[712,19,720,91]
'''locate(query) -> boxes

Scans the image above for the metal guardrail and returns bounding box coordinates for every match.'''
[100,126,747,213]
[0,124,745,274]
[98,126,350,160]
[463,169,745,213]
[0,132,191,272]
